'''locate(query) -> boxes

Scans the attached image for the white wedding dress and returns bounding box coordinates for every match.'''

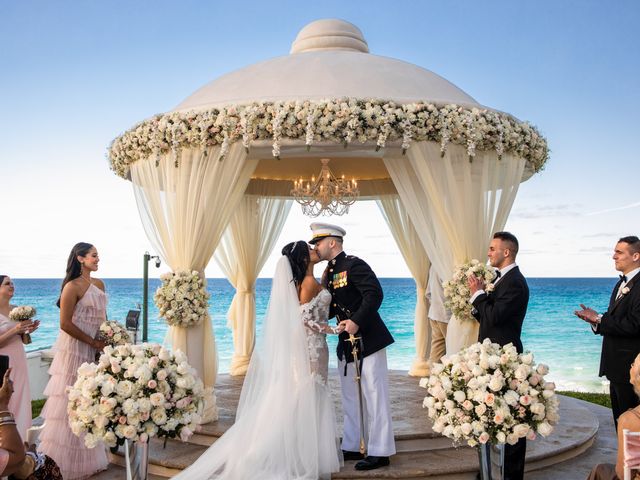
[172,257,342,479]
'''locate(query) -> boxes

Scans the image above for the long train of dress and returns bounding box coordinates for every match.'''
[172,257,341,479]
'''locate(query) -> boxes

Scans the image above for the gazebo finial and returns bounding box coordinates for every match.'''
[290,18,369,54]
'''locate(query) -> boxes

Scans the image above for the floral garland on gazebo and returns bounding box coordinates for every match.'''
[108,98,549,179]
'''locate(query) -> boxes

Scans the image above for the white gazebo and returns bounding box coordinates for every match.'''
[108,19,548,421]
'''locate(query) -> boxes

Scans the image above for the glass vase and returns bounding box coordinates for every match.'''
[124,439,149,480]
[477,442,505,480]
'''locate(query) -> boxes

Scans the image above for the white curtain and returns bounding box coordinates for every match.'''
[384,142,525,354]
[130,143,258,421]
[214,195,292,376]
[376,195,431,377]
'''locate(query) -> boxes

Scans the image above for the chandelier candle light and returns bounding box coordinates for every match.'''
[291,158,359,217]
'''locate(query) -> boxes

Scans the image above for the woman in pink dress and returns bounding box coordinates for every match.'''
[0,275,40,440]
[39,242,108,479]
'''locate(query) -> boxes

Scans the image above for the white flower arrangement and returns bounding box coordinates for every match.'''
[67,343,205,449]
[108,99,549,179]
[154,270,210,328]
[98,320,131,347]
[8,305,36,321]
[420,339,560,447]
[443,260,497,323]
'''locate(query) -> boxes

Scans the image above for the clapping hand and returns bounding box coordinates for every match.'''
[27,319,40,333]
[467,275,485,295]
[574,304,599,324]
[14,322,32,336]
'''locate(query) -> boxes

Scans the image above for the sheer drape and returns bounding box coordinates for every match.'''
[130,143,258,421]
[214,195,292,376]
[384,142,525,354]
[376,195,431,377]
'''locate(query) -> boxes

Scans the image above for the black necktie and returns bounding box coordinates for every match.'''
[620,275,627,283]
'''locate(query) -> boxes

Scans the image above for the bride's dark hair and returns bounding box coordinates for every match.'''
[281,240,310,286]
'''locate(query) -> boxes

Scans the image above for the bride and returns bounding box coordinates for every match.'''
[173,240,343,479]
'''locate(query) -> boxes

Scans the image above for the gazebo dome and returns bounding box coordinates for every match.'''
[175,19,480,112]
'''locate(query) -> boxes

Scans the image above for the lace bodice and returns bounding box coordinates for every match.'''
[301,289,332,383]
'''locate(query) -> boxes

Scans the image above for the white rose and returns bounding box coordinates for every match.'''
[179,426,193,442]
[513,423,530,438]
[84,433,98,449]
[520,352,534,365]
[104,431,117,447]
[453,390,466,403]
[116,380,135,398]
[496,431,506,444]
[151,408,167,425]
[122,425,137,439]
[150,392,165,407]
[536,363,549,375]
[94,415,109,429]
[478,432,490,444]
[537,421,554,437]
[489,377,504,392]
[531,403,545,416]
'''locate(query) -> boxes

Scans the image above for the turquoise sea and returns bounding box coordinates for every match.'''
[12,277,615,392]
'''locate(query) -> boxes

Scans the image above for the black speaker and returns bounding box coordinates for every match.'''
[126,310,141,330]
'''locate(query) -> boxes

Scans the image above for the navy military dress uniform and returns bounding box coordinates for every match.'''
[314,236,396,465]
[324,251,394,363]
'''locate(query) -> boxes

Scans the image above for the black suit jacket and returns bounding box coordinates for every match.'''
[324,252,394,362]
[472,266,529,353]
[594,274,640,382]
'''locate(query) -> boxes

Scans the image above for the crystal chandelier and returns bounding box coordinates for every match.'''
[291,158,359,217]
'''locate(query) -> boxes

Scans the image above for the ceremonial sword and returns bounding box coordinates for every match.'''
[345,333,366,455]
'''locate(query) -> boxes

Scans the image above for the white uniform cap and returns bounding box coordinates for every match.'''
[309,222,347,244]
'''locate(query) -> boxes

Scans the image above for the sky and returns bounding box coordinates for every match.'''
[1,0,638,279]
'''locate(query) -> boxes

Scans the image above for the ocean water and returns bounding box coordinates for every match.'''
[12,277,615,392]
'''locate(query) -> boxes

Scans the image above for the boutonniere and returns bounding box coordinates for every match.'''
[621,286,631,296]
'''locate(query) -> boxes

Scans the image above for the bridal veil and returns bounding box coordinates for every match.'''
[172,256,341,479]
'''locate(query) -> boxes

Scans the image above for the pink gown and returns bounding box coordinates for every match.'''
[39,284,109,479]
[0,311,32,440]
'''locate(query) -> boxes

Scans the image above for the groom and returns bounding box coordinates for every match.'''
[468,231,529,480]
[310,222,396,471]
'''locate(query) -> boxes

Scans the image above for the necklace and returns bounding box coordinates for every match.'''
[80,274,92,285]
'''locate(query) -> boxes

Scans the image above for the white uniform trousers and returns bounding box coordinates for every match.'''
[338,348,396,456]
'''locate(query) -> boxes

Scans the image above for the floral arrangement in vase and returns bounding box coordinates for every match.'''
[443,260,497,323]
[67,343,204,448]
[420,339,559,447]
[154,270,210,328]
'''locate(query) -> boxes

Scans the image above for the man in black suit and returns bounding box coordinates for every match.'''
[468,231,529,480]
[575,235,640,428]
[310,222,395,471]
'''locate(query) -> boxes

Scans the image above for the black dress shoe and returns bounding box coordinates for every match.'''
[354,455,390,470]
[342,450,365,461]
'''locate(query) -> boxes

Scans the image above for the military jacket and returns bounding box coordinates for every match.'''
[324,251,394,362]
